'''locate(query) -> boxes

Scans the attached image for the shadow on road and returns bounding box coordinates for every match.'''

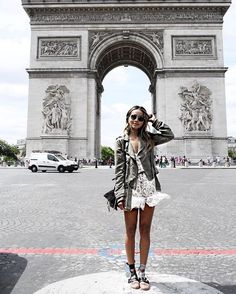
[0,253,27,294]
[206,283,236,294]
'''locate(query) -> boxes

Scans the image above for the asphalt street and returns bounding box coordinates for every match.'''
[0,167,235,294]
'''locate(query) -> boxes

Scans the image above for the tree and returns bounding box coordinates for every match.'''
[228,149,236,160]
[101,146,114,162]
[0,139,19,161]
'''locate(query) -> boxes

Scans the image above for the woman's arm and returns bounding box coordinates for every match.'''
[149,116,174,146]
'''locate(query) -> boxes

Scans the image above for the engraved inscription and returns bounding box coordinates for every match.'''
[27,7,223,25]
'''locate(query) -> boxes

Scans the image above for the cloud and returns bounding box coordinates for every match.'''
[223,1,236,39]
[225,65,236,137]
[0,38,30,82]
[0,83,28,99]
[103,67,129,86]
[0,103,27,144]
[101,67,152,147]
[0,2,30,144]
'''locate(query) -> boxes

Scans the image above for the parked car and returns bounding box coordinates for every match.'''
[28,152,78,173]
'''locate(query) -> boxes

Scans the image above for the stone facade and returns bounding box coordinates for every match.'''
[22,0,231,160]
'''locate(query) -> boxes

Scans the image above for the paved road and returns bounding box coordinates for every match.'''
[0,167,235,294]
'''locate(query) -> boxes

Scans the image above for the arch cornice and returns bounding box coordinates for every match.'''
[89,32,164,81]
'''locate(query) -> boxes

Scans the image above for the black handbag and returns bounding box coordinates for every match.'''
[103,189,118,211]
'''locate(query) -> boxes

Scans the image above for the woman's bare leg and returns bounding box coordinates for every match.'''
[139,204,155,265]
[124,209,138,264]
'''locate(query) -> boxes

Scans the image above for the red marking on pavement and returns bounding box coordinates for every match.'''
[0,248,98,255]
[153,249,236,255]
[0,248,235,256]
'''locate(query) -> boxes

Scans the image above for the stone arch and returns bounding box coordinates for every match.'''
[89,33,163,157]
[89,33,164,84]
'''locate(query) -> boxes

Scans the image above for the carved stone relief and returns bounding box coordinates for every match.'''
[89,30,163,54]
[144,31,164,53]
[42,85,72,135]
[173,36,216,59]
[179,81,212,132]
[90,32,109,51]
[38,38,80,58]
[26,7,223,25]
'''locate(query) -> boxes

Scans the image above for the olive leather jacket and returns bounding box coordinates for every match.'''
[114,119,174,211]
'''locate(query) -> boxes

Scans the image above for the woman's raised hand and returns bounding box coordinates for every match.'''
[148,114,156,122]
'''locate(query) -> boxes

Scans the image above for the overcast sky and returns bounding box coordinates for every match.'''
[0,1,235,148]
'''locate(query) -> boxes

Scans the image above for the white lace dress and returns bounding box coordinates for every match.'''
[131,155,170,210]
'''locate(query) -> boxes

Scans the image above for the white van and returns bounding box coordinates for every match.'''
[28,152,78,173]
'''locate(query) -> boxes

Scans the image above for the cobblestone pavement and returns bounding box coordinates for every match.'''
[0,168,235,294]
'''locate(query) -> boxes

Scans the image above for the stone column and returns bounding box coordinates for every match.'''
[86,76,97,159]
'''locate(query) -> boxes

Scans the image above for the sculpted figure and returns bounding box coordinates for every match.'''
[179,81,212,132]
[91,32,107,48]
[51,103,61,129]
[42,106,52,133]
[42,85,72,135]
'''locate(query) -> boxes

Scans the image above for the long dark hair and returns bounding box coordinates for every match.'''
[124,105,154,151]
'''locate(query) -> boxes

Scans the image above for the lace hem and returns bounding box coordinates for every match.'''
[131,191,170,210]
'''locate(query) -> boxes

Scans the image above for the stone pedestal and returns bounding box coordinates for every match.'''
[41,135,69,156]
[34,271,224,294]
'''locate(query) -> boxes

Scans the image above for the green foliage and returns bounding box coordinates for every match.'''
[228,149,236,160]
[101,146,114,161]
[0,139,19,161]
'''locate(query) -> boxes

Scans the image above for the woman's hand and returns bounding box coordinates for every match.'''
[148,114,156,123]
[118,201,125,210]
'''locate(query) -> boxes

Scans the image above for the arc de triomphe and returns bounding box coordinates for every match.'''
[22,0,231,160]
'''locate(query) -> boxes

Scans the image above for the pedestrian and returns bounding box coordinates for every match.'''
[159,155,163,168]
[108,156,112,168]
[155,154,159,165]
[114,105,174,290]
[170,156,176,168]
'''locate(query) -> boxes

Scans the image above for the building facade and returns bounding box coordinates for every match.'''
[22,0,231,159]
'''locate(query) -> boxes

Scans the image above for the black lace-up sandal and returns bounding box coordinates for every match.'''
[127,263,140,289]
[139,264,150,291]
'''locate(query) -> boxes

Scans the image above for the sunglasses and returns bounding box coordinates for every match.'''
[130,114,145,122]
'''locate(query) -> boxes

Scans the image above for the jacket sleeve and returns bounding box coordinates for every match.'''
[149,119,174,146]
[114,138,126,203]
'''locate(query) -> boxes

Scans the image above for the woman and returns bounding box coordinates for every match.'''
[114,105,174,290]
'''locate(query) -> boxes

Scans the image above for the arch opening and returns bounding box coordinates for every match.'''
[94,40,158,157]
[95,41,157,84]
[101,66,152,148]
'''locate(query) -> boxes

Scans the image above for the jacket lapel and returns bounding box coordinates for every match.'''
[123,134,135,159]
[137,138,146,156]
[123,134,146,158]
[128,140,136,159]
